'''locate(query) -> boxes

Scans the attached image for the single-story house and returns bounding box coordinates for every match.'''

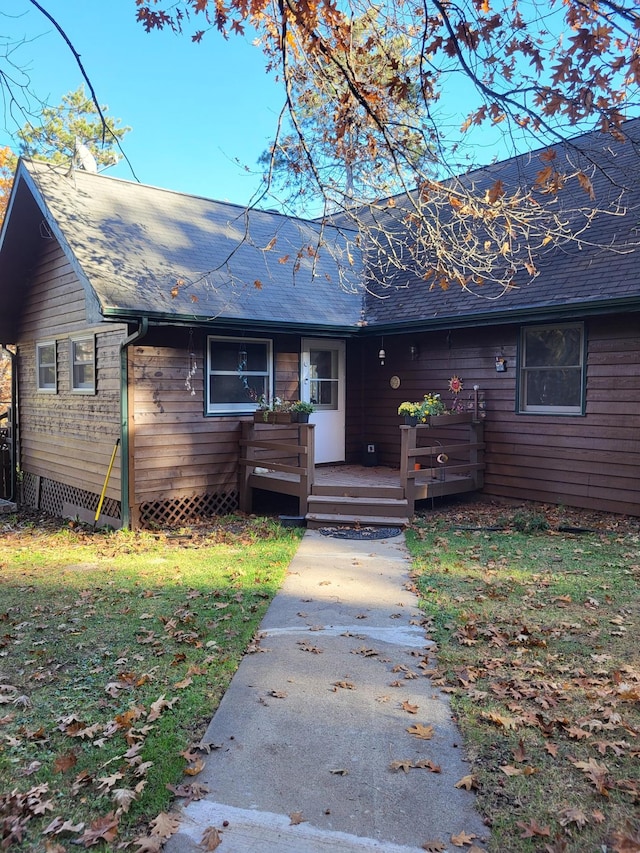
[1,119,639,527]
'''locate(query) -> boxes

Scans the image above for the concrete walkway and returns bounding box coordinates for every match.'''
[165,529,489,852]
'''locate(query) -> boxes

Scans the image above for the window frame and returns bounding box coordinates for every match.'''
[206,335,273,415]
[518,322,586,415]
[36,340,57,393]
[70,334,96,395]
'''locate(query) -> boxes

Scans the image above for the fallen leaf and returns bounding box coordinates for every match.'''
[132,836,163,852]
[330,768,349,775]
[390,759,414,773]
[422,841,446,852]
[517,818,551,838]
[77,811,119,846]
[200,825,223,850]
[184,758,205,776]
[112,788,137,813]
[401,700,419,714]
[500,765,538,777]
[148,811,181,839]
[289,811,306,825]
[413,758,441,772]
[454,775,477,791]
[451,830,477,847]
[53,751,77,773]
[407,723,434,739]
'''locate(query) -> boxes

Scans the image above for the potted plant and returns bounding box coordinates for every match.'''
[397,401,422,426]
[254,396,294,423]
[291,400,314,423]
[419,393,447,420]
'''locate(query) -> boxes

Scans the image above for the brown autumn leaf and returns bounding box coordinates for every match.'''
[148,811,181,839]
[147,694,178,722]
[166,782,210,804]
[77,811,119,847]
[132,836,163,852]
[422,841,446,852]
[570,757,611,796]
[200,825,223,850]
[332,680,355,690]
[43,816,85,835]
[401,700,419,714]
[390,759,414,773]
[53,751,77,773]
[513,739,527,762]
[500,765,538,777]
[558,806,589,829]
[184,758,205,776]
[413,758,441,772]
[451,830,477,847]
[481,710,518,730]
[454,775,477,791]
[289,811,306,825]
[174,676,193,689]
[517,818,551,838]
[407,723,434,739]
[97,771,124,791]
[112,788,137,813]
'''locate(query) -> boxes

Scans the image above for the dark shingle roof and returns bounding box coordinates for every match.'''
[2,119,639,343]
[362,118,640,328]
[16,160,366,330]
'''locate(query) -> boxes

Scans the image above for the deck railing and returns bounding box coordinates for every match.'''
[238,421,316,515]
[399,414,485,512]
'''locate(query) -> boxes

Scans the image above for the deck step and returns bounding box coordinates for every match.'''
[307,494,409,519]
[312,484,405,500]
[306,513,410,530]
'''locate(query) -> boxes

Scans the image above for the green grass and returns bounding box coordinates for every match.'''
[0,514,302,850]
[407,505,640,853]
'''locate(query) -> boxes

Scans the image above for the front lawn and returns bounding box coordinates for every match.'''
[407,501,640,853]
[0,512,302,850]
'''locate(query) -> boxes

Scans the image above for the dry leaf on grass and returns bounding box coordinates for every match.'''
[454,774,477,791]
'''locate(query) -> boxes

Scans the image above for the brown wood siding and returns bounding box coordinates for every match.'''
[131,344,242,504]
[16,241,124,501]
[348,315,640,517]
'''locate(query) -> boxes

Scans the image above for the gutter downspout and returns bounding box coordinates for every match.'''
[119,318,149,529]
[1,345,17,502]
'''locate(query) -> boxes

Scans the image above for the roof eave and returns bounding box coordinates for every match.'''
[359,296,640,334]
[101,306,364,337]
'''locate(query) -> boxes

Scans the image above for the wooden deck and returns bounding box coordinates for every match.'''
[240,417,485,527]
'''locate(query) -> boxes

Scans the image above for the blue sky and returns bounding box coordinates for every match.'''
[1,0,284,204]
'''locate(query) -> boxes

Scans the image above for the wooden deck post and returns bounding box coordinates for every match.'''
[298,423,315,515]
[400,425,417,518]
[469,420,484,490]
[238,421,255,513]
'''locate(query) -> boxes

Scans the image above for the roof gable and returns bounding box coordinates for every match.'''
[10,160,366,333]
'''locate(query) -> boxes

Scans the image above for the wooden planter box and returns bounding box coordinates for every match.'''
[424,413,474,426]
[254,411,295,424]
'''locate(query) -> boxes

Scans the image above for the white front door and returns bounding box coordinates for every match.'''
[301,339,345,464]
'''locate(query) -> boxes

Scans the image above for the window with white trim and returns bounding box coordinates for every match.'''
[36,340,57,393]
[206,336,272,414]
[519,323,585,414]
[70,335,96,393]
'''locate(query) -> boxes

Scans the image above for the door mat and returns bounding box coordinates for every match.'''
[318,525,403,540]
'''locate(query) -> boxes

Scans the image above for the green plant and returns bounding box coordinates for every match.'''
[291,400,314,414]
[420,393,446,417]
